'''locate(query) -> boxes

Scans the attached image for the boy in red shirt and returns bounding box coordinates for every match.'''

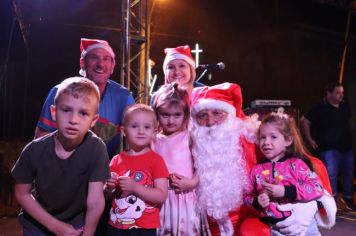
[104,104,169,235]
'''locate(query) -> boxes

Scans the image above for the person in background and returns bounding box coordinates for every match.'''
[104,104,169,236]
[300,82,355,211]
[245,112,325,236]
[12,77,110,236]
[35,38,135,158]
[189,82,336,236]
[151,84,209,236]
[162,45,204,94]
[151,45,203,104]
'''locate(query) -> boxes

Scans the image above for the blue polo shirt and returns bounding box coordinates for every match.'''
[37,79,135,157]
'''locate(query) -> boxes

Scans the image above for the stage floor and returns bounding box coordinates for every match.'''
[1,210,355,235]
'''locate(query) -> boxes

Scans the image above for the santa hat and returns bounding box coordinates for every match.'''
[163,45,195,71]
[79,38,115,76]
[191,82,245,118]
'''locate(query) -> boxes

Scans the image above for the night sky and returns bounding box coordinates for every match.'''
[1,0,355,141]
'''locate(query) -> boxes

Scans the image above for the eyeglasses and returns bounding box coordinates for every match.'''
[195,109,228,125]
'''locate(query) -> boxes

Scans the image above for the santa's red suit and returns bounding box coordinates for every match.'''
[190,82,336,236]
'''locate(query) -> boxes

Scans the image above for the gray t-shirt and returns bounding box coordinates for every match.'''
[12,130,110,233]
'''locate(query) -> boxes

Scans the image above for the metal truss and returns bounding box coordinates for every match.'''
[120,0,150,104]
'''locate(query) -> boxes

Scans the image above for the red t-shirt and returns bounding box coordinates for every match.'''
[108,150,169,229]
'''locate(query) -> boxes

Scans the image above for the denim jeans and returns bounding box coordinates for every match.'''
[320,149,354,199]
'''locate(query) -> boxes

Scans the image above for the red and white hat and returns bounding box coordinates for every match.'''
[79,38,115,76]
[191,82,245,118]
[163,45,195,71]
[80,38,115,60]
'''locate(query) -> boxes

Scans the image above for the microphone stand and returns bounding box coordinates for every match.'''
[196,69,209,82]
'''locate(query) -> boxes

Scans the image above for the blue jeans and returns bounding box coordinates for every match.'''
[320,150,354,199]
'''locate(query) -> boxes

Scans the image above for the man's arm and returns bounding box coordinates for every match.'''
[83,181,105,236]
[34,87,58,139]
[300,116,318,149]
[15,182,81,236]
[309,156,336,229]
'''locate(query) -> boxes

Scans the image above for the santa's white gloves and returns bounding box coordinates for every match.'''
[275,201,317,236]
[314,190,337,229]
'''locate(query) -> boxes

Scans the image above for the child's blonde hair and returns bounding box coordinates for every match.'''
[122,104,158,128]
[54,77,100,112]
[259,112,314,170]
[151,83,190,131]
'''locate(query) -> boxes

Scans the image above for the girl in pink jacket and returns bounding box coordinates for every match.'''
[245,112,324,236]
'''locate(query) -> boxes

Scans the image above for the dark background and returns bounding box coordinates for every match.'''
[1,0,356,142]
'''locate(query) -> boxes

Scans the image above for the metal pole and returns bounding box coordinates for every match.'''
[125,0,131,90]
[339,3,353,84]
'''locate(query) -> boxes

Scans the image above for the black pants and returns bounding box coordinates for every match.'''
[107,225,156,236]
[95,200,111,236]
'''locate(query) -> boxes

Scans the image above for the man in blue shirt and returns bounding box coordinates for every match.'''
[35,38,135,158]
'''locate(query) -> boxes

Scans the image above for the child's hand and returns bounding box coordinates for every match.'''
[105,172,120,192]
[258,192,270,208]
[117,176,137,196]
[262,182,285,198]
[170,173,194,193]
[52,222,82,236]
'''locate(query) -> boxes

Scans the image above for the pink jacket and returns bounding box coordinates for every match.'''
[245,156,324,223]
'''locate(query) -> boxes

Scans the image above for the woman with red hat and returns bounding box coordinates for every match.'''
[150,45,203,104]
[162,45,198,95]
[151,46,209,236]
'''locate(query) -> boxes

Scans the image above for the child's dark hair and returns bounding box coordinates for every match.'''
[259,112,314,171]
[122,104,158,128]
[151,83,190,130]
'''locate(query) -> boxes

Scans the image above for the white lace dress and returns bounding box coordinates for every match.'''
[153,131,210,236]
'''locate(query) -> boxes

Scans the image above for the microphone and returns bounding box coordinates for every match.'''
[198,62,225,70]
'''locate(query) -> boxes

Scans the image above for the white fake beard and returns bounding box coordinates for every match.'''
[189,115,249,221]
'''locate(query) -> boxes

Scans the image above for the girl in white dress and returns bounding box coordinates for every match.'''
[152,83,209,236]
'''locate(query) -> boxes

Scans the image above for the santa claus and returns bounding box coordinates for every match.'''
[189,82,336,236]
